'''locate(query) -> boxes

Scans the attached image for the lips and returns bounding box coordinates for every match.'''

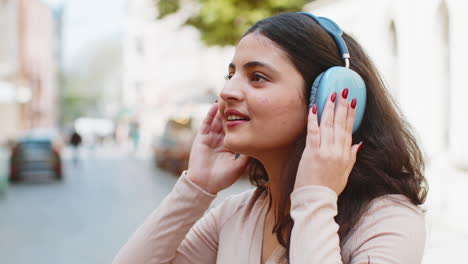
[224,109,250,128]
[224,109,250,120]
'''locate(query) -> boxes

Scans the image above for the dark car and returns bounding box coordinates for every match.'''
[9,134,63,182]
[153,117,196,176]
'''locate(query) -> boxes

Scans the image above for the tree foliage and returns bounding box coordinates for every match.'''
[155,0,312,46]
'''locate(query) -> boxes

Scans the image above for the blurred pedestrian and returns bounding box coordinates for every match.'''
[129,121,140,153]
[69,130,82,166]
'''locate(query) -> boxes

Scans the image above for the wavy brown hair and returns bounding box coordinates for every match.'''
[243,13,428,262]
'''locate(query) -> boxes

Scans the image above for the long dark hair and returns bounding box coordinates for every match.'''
[243,13,428,262]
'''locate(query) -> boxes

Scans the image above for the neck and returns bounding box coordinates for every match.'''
[255,145,300,217]
[245,134,305,218]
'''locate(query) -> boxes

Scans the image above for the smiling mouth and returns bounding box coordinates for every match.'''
[224,109,251,126]
[226,116,250,121]
[226,119,249,128]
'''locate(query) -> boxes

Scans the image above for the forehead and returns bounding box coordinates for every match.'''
[232,32,294,68]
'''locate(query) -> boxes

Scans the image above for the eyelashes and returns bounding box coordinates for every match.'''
[251,73,268,82]
[224,72,268,82]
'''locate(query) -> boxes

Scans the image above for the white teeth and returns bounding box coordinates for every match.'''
[227,115,248,121]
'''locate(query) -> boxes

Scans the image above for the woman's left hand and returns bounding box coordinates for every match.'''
[295,88,363,196]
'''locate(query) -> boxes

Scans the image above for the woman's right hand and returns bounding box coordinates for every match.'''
[187,102,251,194]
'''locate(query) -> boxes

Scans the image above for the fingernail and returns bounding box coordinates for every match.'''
[358,141,363,152]
[235,153,240,159]
[351,98,357,109]
[342,88,349,99]
[312,104,318,114]
[215,100,218,103]
[331,92,337,103]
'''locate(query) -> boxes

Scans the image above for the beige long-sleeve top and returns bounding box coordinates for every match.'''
[113,171,426,264]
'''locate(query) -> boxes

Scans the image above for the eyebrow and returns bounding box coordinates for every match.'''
[229,61,278,74]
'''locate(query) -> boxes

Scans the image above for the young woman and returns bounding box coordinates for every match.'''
[113,12,428,264]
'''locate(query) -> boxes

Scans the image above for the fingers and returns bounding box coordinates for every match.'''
[344,98,357,148]
[316,89,357,154]
[334,88,350,149]
[211,110,224,134]
[319,92,337,147]
[201,103,219,134]
[306,104,320,149]
[344,140,362,173]
[351,141,363,162]
[213,131,224,147]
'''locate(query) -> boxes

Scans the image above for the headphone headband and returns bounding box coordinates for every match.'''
[297,12,350,68]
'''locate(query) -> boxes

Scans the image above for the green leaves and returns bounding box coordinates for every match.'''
[156,0,181,19]
[155,0,311,46]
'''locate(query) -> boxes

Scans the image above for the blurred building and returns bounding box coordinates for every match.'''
[0,0,59,143]
[18,0,59,129]
[0,0,21,142]
[123,0,232,145]
[306,0,468,167]
[65,35,123,119]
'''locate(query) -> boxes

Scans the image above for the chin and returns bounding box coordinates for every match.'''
[224,136,265,159]
[223,136,249,154]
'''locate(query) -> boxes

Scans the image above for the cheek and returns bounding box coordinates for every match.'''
[258,96,270,106]
[253,95,307,135]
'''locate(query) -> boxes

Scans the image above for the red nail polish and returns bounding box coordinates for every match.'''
[215,100,218,103]
[342,88,348,99]
[358,141,363,152]
[312,104,318,114]
[351,98,357,109]
[331,92,337,103]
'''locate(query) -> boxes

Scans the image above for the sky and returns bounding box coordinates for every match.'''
[43,0,126,69]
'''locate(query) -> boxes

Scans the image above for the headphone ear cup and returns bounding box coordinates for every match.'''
[309,66,366,134]
[309,72,324,110]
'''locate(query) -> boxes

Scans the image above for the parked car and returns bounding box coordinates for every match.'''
[153,117,196,176]
[9,130,63,182]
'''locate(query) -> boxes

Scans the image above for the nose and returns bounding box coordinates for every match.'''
[220,76,244,103]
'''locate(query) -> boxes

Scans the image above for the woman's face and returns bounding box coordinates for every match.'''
[219,32,308,156]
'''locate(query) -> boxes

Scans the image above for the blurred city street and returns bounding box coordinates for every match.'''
[0,144,253,264]
[1,0,468,263]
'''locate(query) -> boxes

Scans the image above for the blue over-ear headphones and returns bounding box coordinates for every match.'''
[298,12,366,134]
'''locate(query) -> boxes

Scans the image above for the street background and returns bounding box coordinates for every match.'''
[0,0,467,263]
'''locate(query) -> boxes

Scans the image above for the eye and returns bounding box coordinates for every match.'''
[251,72,268,83]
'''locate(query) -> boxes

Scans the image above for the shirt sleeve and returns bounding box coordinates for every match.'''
[112,170,221,264]
[289,185,426,264]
